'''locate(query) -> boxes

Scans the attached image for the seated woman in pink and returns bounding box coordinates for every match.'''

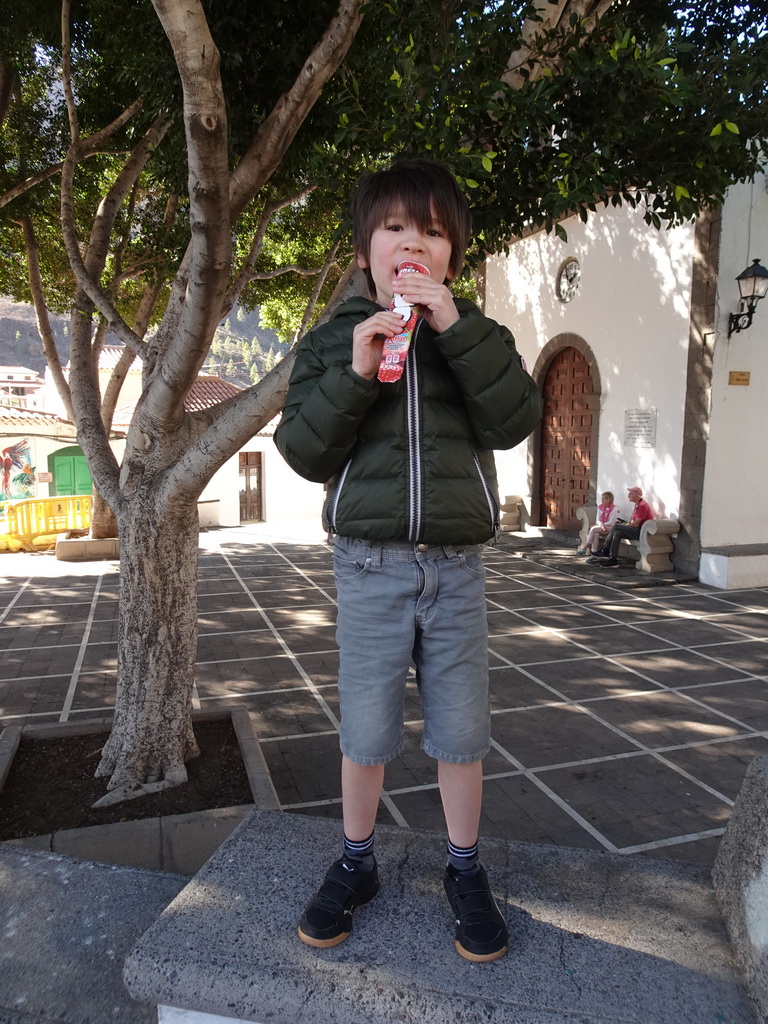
[577,491,619,555]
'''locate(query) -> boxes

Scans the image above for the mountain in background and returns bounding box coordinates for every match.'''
[0,297,286,388]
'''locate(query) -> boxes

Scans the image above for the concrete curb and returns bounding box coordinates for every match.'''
[4,804,255,875]
[0,725,21,791]
[1,709,281,874]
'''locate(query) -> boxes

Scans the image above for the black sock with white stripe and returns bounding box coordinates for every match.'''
[447,838,479,873]
[343,831,375,872]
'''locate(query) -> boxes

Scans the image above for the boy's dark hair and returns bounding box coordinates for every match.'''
[352,159,473,295]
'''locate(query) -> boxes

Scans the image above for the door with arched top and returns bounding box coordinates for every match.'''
[539,347,594,531]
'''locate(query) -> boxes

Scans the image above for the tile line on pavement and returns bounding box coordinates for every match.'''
[219,549,341,732]
[618,827,727,855]
[0,578,38,625]
[489,647,737,809]
[488,737,619,852]
[58,574,105,723]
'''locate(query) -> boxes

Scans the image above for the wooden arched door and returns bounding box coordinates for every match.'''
[539,347,594,531]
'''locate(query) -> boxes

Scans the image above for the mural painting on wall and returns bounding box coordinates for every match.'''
[1,439,35,500]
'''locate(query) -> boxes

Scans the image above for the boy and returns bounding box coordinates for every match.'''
[274,159,543,962]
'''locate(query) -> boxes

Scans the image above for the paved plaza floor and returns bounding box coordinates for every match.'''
[1,522,767,868]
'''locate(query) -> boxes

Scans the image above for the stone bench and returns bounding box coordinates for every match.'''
[576,506,681,573]
[499,494,523,532]
[123,808,751,1024]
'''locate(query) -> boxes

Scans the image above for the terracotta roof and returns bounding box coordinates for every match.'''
[184,376,242,412]
[0,405,73,428]
[112,375,244,430]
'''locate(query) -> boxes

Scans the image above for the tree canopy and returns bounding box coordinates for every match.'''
[2,0,767,339]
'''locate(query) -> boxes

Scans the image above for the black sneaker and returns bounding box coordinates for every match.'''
[298,856,380,948]
[444,864,508,962]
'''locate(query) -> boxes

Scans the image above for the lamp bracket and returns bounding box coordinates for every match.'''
[729,300,756,337]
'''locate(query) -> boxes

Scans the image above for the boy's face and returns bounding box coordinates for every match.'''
[357,203,454,307]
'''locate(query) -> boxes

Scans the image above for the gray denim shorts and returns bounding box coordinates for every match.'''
[333,535,490,766]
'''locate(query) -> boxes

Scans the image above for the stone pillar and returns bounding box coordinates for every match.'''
[675,208,721,577]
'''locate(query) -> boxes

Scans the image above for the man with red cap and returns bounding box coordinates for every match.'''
[586,486,654,568]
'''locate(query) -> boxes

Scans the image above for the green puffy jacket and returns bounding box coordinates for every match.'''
[274,296,543,545]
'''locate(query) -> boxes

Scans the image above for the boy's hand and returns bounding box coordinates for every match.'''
[392,274,459,335]
[351,310,407,379]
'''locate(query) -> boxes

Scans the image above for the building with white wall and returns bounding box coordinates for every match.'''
[112,375,323,530]
[3,356,322,531]
[484,173,768,588]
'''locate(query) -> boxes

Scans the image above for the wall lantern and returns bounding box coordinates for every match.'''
[728,258,768,337]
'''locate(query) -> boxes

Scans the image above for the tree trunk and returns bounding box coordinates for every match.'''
[90,488,117,539]
[95,493,200,796]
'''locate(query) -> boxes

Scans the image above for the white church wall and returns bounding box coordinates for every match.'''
[700,174,768,551]
[485,203,694,523]
[197,436,323,529]
[262,443,324,525]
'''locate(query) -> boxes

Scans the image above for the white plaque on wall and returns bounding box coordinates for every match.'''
[624,408,657,448]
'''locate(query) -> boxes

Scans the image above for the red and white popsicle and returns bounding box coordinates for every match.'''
[377,260,430,383]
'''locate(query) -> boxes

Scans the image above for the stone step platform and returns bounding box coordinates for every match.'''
[0,845,187,1024]
[124,809,754,1024]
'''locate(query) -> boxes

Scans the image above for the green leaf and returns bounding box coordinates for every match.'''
[481,156,492,171]
[710,123,723,136]
[465,179,480,188]
[674,185,690,201]
[725,121,739,134]
[555,223,568,242]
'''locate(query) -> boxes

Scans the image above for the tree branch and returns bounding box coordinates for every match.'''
[251,264,326,280]
[60,115,170,358]
[224,186,316,314]
[14,215,75,422]
[0,165,62,210]
[148,0,232,423]
[502,0,615,89]
[0,97,143,211]
[160,350,296,505]
[229,0,366,219]
[61,0,79,142]
[295,237,341,341]
[0,61,17,131]
[162,252,365,501]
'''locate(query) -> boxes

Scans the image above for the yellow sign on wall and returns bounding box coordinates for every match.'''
[728,371,751,386]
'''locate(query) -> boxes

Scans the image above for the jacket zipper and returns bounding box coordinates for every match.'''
[326,458,352,533]
[406,322,423,541]
[473,452,499,532]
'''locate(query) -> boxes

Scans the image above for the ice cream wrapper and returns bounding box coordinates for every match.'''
[377,261,430,383]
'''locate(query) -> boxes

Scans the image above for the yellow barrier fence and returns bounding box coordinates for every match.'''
[0,494,92,552]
